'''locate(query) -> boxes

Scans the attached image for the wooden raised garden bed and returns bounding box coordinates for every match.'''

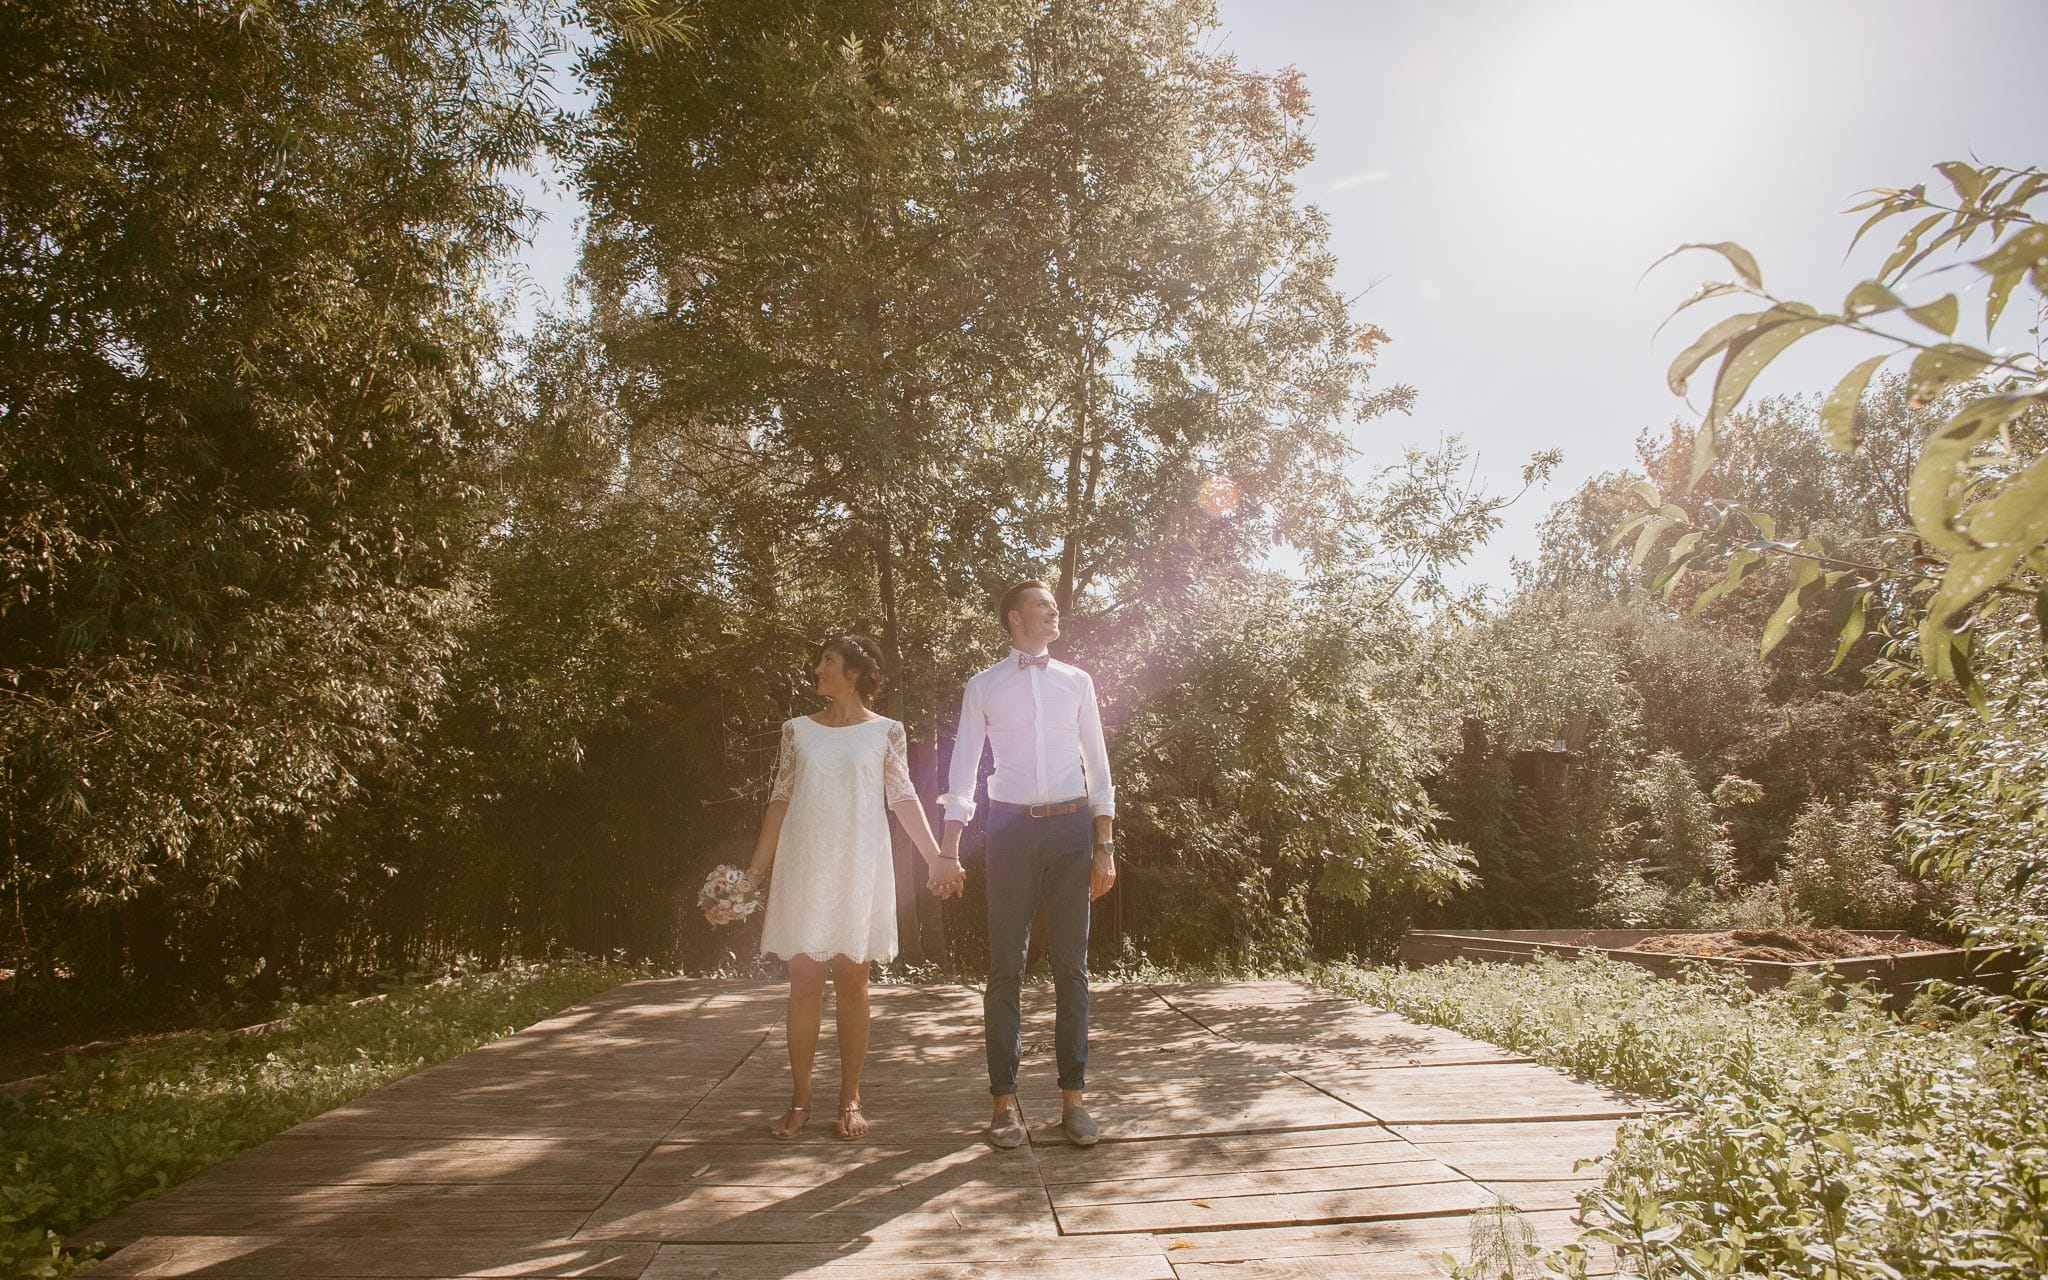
[1402,928,1997,1005]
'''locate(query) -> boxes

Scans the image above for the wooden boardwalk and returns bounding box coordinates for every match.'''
[79,979,1640,1278]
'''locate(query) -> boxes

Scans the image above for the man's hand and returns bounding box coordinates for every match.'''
[1089,847,1117,901]
[928,856,967,900]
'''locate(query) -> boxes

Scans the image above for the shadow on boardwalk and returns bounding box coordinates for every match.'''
[78,978,1638,1279]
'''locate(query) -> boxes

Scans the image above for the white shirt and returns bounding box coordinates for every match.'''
[941,648,1115,824]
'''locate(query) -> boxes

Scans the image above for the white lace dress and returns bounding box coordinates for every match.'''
[757,715,917,964]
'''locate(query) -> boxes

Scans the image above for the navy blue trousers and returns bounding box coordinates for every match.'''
[983,806,1092,1095]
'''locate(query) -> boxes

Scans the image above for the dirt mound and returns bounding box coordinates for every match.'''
[1623,926,1946,962]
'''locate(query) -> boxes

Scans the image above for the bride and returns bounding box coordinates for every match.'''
[744,634,965,1139]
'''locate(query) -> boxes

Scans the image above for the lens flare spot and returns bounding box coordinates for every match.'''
[1197,474,1240,518]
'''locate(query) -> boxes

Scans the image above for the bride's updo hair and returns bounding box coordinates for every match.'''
[819,633,887,703]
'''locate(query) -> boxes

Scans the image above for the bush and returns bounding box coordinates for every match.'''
[1777,797,1918,930]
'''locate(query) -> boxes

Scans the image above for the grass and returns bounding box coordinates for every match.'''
[1313,955,2048,1280]
[0,956,647,1279]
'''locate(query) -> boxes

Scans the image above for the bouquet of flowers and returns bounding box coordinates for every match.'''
[698,864,765,926]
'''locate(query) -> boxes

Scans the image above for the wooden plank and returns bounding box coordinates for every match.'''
[1048,1158,1462,1206]
[1035,1124,1399,1167]
[1152,1208,1594,1262]
[1480,1179,1599,1212]
[1038,1135,1419,1186]
[643,1242,1172,1279]
[575,1183,1053,1242]
[588,1183,1043,1214]
[1389,1119,1623,1181]
[623,1140,1040,1189]
[82,1209,593,1254]
[652,1234,1168,1263]
[574,1204,1060,1245]
[1305,1062,1646,1124]
[84,1234,656,1278]
[177,1136,653,1188]
[1014,1079,1369,1141]
[1054,1177,1492,1235]
[1154,983,1539,1076]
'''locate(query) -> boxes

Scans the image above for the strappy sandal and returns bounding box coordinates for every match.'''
[834,1101,869,1140]
[769,1104,809,1139]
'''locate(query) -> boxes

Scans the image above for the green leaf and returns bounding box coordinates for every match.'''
[1903,294,1959,336]
[1952,635,1988,715]
[1848,200,1900,257]
[1925,543,2031,633]
[1909,391,2035,552]
[1655,281,1743,336]
[1648,241,1763,290]
[1707,308,1830,426]
[1658,533,1703,598]
[1691,548,1761,614]
[1962,450,2048,547]
[1627,479,1664,509]
[1905,342,1995,405]
[1985,269,2025,332]
[1881,211,1946,281]
[1687,419,1718,494]
[1842,280,1904,318]
[1667,310,1769,397]
[1630,516,1674,569]
[1971,223,2048,276]
[1828,586,1869,672]
[1819,354,1890,453]
[1760,558,1821,658]
[1607,510,1656,551]
[1937,161,1984,204]
[1743,510,1776,539]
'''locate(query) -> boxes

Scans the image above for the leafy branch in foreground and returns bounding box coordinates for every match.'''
[1613,160,2048,702]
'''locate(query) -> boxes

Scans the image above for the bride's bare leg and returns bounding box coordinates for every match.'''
[773,957,828,1137]
[830,956,871,1139]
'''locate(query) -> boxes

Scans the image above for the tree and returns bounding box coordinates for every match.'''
[0,0,688,989]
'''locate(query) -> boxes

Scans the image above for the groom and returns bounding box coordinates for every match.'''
[941,579,1117,1149]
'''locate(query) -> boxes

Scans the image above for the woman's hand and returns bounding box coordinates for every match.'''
[926,855,967,900]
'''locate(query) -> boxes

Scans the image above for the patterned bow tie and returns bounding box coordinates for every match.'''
[1016,652,1050,670]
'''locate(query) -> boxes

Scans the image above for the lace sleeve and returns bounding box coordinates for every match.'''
[883,720,918,807]
[769,719,798,803]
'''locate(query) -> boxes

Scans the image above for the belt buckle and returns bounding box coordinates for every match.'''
[1028,802,1051,818]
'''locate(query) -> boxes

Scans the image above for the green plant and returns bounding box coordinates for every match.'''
[1320,957,2048,1280]
[1776,797,1918,929]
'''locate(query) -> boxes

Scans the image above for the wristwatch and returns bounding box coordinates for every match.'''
[1093,841,1115,857]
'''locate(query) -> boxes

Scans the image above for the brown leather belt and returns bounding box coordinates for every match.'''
[990,798,1086,818]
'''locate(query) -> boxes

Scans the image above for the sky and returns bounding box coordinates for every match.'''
[511,0,2048,593]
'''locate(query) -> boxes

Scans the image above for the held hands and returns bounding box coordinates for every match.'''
[1090,847,1116,901]
[927,854,967,900]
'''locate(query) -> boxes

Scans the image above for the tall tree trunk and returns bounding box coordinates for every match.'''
[1056,325,1092,619]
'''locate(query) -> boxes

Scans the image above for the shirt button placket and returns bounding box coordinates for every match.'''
[1030,665,1048,802]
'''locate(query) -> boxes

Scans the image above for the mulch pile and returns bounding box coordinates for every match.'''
[1623,926,1946,963]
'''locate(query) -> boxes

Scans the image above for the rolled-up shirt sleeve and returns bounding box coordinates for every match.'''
[940,676,986,825]
[1078,670,1116,819]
